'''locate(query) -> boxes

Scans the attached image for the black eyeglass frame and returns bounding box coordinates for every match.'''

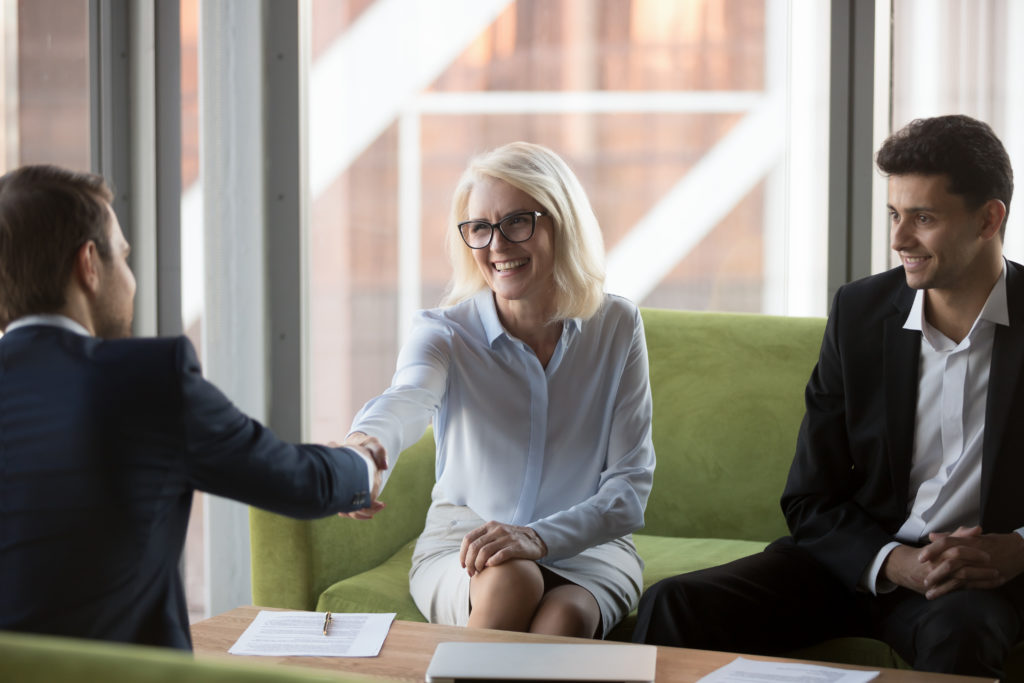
[456,210,547,249]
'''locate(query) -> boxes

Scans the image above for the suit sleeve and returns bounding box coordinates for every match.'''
[174,337,373,518]
[780,286,898,589]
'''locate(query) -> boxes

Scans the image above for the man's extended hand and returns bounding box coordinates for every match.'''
[883,526,1024,599]
[333,432,387,520]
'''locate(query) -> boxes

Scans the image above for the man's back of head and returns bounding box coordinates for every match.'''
[0,165,114,330]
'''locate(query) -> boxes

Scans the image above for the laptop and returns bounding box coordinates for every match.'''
[424,641,658,683]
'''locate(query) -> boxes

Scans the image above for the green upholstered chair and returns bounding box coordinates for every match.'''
[0,629,380,683]
[249,308,1021,676]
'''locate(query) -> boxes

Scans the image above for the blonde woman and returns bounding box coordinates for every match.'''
[343,142,655,638]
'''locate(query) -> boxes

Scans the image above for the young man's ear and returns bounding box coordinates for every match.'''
[73,240,102,296]
[979,198,1007,240]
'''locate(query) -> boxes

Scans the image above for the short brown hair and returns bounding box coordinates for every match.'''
[0,165,114,328]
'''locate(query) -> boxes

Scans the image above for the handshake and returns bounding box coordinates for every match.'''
[332,432,387,520]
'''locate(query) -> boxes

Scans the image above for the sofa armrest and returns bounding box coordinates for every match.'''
[251,430,436,610]
[0,629,379,682]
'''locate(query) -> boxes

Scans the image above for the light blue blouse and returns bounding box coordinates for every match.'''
[350,290,656,562]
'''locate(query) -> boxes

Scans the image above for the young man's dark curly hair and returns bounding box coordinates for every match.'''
[876,114,1013,238]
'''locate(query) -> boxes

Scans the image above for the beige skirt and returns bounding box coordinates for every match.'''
[409,503,643,638]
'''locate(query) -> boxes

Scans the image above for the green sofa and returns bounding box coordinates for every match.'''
[0,629,378,683]
[250,308,1019,675]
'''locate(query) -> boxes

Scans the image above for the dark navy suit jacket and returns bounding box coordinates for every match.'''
[0,325,371,649]
[779,261,1024,596]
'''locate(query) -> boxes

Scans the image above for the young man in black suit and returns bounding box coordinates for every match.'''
[633,115,1024,677]
[0,165,385,649]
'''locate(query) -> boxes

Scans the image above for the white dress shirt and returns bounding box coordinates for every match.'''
[350,290,656,562]
[6,313,91,336]
[863,263,1021,593]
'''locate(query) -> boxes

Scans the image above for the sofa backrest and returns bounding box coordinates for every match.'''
[250,307,826,609]
[640,308,824,541]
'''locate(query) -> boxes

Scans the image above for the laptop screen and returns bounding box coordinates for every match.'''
[425,642,658,683]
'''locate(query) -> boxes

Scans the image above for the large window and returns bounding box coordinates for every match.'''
[0,0,90,173]
[886,0,1024,264]
[180,0,203,624]
[61,0,1020,626]
[306,0,831,443]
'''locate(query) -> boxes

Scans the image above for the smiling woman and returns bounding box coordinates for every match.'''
[465,178,558,337]
[446,143,606,325]
[339,142,656,640]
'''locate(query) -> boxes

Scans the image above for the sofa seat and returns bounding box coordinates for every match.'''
[609,536,768,639]
[318,539,423,620]
[314,533,911,669]
[316,535,769,629]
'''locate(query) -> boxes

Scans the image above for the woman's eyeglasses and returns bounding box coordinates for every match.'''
[457,210,546,249]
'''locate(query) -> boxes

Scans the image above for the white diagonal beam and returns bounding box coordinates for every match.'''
[604,97,785,303]
[415,90,762,114]
[309,0,511,196]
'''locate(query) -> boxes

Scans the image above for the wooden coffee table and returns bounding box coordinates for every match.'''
[191,606,994,683]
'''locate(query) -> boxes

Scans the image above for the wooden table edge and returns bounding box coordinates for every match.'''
[190,605,996,683]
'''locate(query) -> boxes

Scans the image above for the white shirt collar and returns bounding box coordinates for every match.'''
[5,313,92,337]
[903,259,1009,335]
[474,289,582,346]
[475,289,506,345]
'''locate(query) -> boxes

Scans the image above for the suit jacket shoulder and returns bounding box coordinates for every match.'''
[782,260,1024,587]
[0,328,370,648]
[780,266,919,587]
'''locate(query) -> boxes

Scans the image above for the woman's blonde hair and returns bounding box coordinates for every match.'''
[442,142,605,321]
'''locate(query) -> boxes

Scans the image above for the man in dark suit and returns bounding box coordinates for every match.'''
[632,115,1023,677]
[0,165,386,649]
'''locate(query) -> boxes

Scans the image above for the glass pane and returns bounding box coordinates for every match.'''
[307,0,830,442]
[890,0,1024,264]
[180,0,204,623]
[0,0,90,173]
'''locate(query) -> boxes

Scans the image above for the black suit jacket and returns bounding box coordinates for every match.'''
[780,261,1024,590]
[0,325,371,648]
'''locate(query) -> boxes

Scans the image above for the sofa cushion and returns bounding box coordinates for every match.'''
[604,535,768,641]
[641,310,823,542]
[316,534,773,633]
[323,534,903,674]
[317,539,426,622]
[633,535,768,589]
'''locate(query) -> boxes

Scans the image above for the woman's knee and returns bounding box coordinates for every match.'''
[531,585,601,638]
[468,559,545,630]
[472,559,545,602]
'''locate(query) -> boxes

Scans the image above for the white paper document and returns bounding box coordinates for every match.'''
[228,610,395,657]
[699,657,879,683]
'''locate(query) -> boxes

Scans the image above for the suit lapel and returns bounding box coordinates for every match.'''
[981,262,1024,511]
[884,283,920,505]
